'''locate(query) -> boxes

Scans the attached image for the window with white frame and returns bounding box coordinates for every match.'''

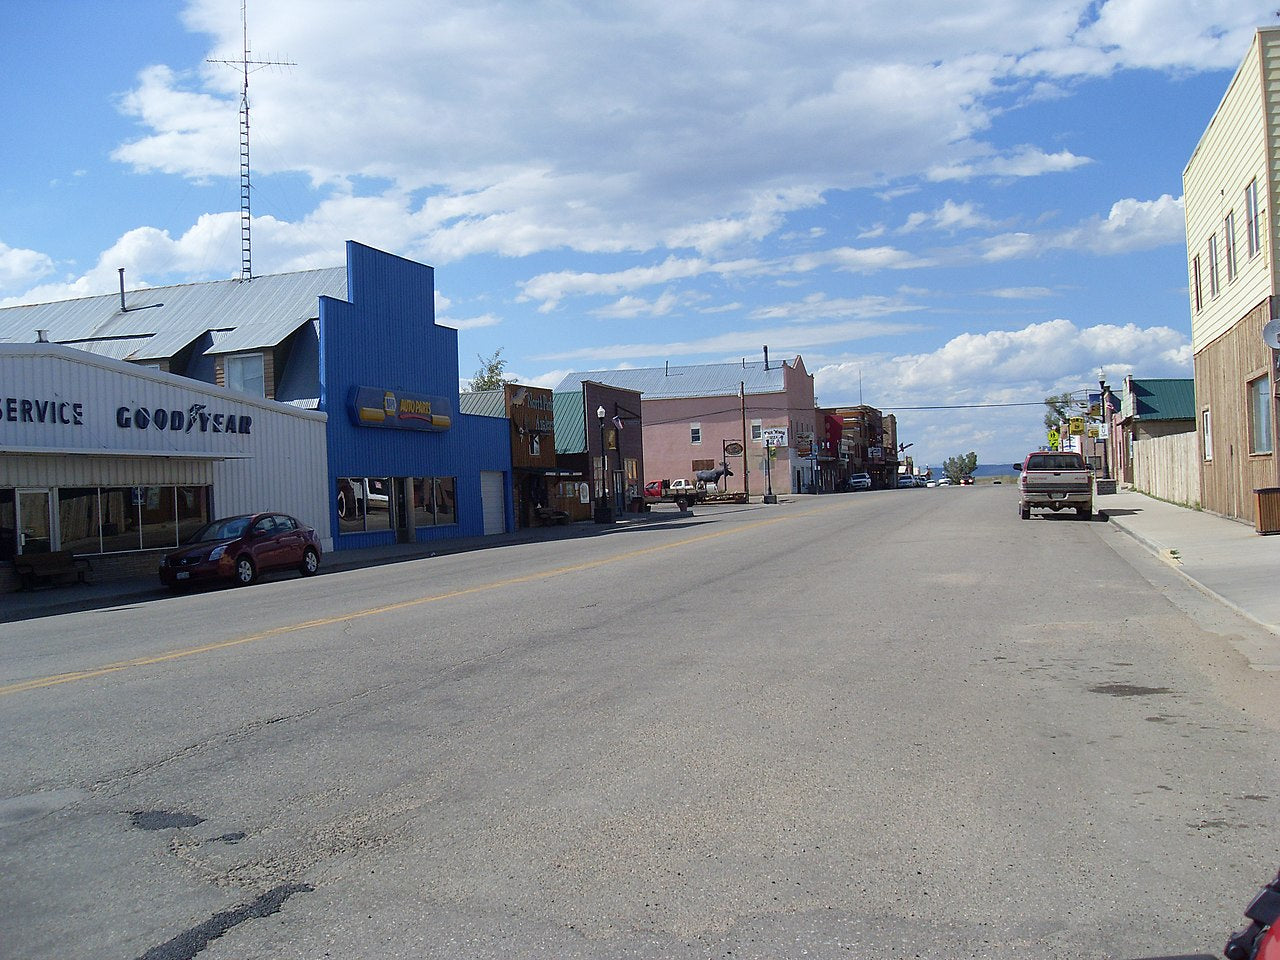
[1225,211,1237,282]
[751,419,762,442]
[1202,408,1213,462]
[225,352,265,397]
[690,422,702,444]
[1248,375,1273,455]
[1191,255,1202,312]
[1208,234,1219,298]
[1246,179,1261,258]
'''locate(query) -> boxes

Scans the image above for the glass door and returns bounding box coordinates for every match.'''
[17,490,52,555]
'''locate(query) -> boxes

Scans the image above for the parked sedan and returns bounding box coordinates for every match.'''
[159,512,322,590]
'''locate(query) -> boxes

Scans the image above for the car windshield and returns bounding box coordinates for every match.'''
[187,516,252,543]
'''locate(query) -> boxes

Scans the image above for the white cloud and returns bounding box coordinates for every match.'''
[812,316,1192,463]
[0,243,56,295]
[979,194,1185,260]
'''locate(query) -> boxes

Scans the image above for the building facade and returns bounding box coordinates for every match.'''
[0,242,514,576]
[1114,377,1199,507]
[0,343,329,588]
[556,355,816,497]
[552,381,645,520]
[1184,27,1279,523]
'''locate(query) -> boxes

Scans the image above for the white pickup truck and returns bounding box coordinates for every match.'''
[1015,451,1093,520]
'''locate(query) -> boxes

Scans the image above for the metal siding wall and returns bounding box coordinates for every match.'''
[320,243,512,548]
[1,455,212,487]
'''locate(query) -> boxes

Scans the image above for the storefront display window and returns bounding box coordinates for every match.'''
[58,488,101,555]
[340,476,456,533]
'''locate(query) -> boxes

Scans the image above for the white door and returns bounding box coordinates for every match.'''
[480,471,506,536]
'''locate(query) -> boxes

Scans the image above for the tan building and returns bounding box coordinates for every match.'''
[1184,27,1279,523]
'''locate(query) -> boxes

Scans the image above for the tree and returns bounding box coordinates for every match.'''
[1043,392,1085,431]
[943,451,978,484]
[469,348,514,391]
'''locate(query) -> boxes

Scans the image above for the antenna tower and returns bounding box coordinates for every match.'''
[208,0,294,280]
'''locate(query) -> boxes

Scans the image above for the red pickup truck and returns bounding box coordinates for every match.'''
[1014,451,1093,520]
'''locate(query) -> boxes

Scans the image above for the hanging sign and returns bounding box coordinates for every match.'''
[724,441,744,456]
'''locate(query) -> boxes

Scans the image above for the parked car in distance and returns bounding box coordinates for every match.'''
[847,472,872,490]
[159,512,322,590]
[644,480,664,498]
[896,475,917,488]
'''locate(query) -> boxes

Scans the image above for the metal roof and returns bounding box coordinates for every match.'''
[0,266,347,359]
[1127,378,1195,421]
[553,391,587,454]
[458,390,507,418]
[554,358,798,400]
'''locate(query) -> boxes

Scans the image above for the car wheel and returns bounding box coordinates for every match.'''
[1020,503,1031,520]
[1076,508,1090,520]
[299,547,320,576]
[234,555,256,586]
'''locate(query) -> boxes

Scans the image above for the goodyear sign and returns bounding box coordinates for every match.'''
[349,386,452,432]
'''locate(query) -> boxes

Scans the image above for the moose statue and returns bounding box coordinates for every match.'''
[695,465,733,487]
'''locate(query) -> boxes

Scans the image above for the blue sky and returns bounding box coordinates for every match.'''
[2,1,1273,464]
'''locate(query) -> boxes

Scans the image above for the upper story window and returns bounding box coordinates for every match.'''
[1208,234,1219,299]
[1245,179,1261,258]
[690,422,702,444]
[225,352,265,397]
[1225,211,1237,282]
[1191,255,1202,313]
[751,419,762,442]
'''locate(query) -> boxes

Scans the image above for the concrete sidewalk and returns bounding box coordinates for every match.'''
[1098,489,1280,661]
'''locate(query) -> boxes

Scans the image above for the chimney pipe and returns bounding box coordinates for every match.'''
[119,268,127,312]
[763,345,770,371]
[36,329,48,343]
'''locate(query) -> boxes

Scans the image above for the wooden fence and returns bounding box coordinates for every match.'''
[1133,430,1200,507]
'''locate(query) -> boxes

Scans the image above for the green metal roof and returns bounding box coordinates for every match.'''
[553,390,587,454]
[1127,378,1195,421]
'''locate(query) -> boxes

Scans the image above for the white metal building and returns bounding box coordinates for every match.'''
[1,343,329,586]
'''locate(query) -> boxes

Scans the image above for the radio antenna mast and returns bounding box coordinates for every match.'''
[208,0,294,280]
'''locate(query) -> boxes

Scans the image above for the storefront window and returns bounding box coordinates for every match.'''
[336,477,393,533]
[58,488,101,555]
[434,477,457,526]
[177,486,209,543]
[100,487,142,552]
[140,486,177,549]
[0,489,14,562]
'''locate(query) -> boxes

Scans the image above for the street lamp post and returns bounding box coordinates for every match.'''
[763,439,777,503]
[1098,379,1111,481]
[595,405,612,523]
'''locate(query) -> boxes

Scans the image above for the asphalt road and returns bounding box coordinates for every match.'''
[1,486,1277,960]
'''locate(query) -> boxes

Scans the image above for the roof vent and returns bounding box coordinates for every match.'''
[36,329,49,343]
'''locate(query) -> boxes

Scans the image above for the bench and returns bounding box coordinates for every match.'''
[13,550,93,590]
[533,505,571,526]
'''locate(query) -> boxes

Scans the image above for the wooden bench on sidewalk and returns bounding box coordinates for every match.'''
[13,550,93,591]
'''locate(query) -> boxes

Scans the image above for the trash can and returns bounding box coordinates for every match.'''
[1255,487,1280,535]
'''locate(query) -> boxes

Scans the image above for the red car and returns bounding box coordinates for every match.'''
[644,480,665,498]
[159,512,322,590]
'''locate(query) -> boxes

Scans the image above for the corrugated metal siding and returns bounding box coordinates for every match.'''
[458,390,506,418]
[320,242,513,548]
[553,391,586,454]
[1,344,332,550]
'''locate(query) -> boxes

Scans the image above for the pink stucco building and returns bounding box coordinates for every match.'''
[556,356,816,497]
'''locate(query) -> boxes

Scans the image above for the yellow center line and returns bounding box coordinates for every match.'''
[2,507,830,697]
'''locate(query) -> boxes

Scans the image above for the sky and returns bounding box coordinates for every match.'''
[2,1,1274,465]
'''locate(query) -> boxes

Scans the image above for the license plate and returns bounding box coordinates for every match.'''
[176,571,189,580]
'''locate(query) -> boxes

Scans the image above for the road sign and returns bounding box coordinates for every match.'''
[762,428,788,446]
[1068,417,1086,435]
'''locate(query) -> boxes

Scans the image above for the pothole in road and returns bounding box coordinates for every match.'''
[130,810,205,831]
